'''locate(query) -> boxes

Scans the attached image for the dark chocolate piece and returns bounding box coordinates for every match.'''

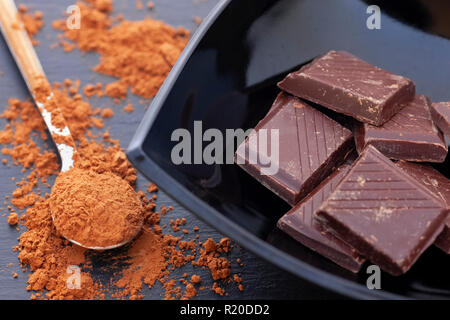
[354,95,448,162]
[396,161,450,254]
[235,93,354,206]
[431,102,450,138]
[315,146,448,275]
[277,163,365,272]
[278,50,415,126]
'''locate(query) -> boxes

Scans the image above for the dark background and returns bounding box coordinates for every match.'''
[0,0,341,299]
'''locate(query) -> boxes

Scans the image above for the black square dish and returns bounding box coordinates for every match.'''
[128,0,450,299]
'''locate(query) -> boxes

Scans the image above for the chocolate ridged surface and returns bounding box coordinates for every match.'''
[354,95,448,162]
[316,146,448,276]
[277,163,365,272]
[278,50,415,126]
[431,102,450,138]
[235,92,354,206]
[396,161,450,254]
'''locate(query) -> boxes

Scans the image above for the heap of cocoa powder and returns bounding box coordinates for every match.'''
[52,0,190,99]
[49,168,144,248]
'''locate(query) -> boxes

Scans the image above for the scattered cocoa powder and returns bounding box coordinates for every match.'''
[193,16,202,26]
[19,200,102,299]
[233,274,244,291]
[212,282,226,296]
[101,108,114,118]
[104,82,127,99]
[95,0,113,12]
[8,212,19,226]
[83,84,103,98]
[1,80,242,299]
[193,238,231,281]
[220,238,230,252]
[53,0,190,99]
[183,283,197,299]
[0,1,242,301]
[113,227,167,299]
[191,274,201,284]
[17,5,44,46]
[123,104,134,113]
[91,117,104,129]
[147,182,158,193]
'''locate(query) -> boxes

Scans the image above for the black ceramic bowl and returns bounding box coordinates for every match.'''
[128,0,450,299]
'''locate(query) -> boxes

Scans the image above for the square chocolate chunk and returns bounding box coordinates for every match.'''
[315,146,449,275]
[354,95,448,162]
[278,50,415,126]
[277,163,365,272]
[235,92,354,206]
[396,161,450,254]
[431,102,450,138]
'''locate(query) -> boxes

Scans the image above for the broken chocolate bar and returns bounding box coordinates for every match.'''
[431,102,450,138]
[277,163,365,272]
[354,95,448,162]
[396,161,450,254]
[315,146,448,276]
[235,92,354,206]
[278,50,415,126]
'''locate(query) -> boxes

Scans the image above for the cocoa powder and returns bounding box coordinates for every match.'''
[1,76,241,301]
[53,0,190,99]
[17,5,44,46]
[49,168,143,248]
[2,84,209,299]
[8,212,19,226]
[0,0,243,300]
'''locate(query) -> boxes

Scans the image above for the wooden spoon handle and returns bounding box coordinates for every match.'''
[0,0,76,172]
[0,0,45,91]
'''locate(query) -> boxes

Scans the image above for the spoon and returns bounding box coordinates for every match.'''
[0,0,142,250]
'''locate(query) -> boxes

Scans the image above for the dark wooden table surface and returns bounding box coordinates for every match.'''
[0,0,342,299]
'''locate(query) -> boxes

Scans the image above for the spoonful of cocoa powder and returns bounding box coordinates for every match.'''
[49,168,144,250]
[0,0,143,250]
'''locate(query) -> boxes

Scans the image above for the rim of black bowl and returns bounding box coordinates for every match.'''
[127,0,404,300]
